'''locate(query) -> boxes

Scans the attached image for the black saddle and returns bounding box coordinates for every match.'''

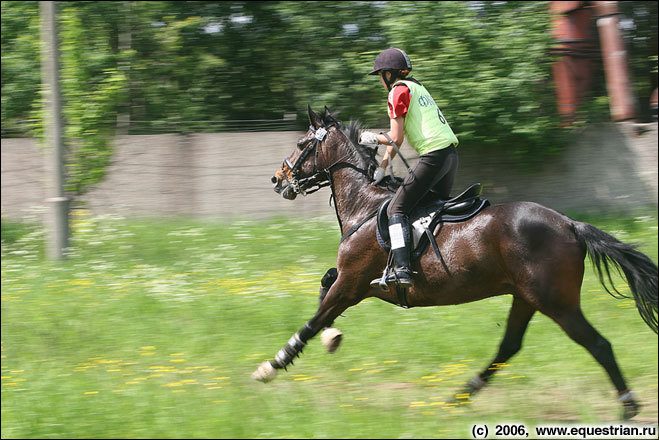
[376,183,490,260]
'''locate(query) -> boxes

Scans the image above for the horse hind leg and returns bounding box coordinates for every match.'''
[460,295,536,398]
[551,307,640,420]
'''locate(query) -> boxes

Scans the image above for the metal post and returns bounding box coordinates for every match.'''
[40,1,70,260]
[549,1,597,124]
[593,1,636,121]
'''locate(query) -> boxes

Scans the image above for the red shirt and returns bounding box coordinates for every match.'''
[387,84,411,119]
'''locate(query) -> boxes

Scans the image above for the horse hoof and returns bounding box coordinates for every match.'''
[252,361,278,382]
[321,328,343,353]
[464,376,487,395]
[622,400,640,420]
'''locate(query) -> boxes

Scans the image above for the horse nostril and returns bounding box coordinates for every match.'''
[271,176,277,184]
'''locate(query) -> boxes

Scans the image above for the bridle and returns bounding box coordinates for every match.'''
[280,122,336,196]
[279,120,379,235]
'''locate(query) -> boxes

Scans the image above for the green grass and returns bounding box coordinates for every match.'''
[1,211,657,438]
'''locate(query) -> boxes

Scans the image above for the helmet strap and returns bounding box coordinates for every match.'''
[382,70,399,91]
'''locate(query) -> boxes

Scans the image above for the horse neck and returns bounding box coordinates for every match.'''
[330,165,390,234]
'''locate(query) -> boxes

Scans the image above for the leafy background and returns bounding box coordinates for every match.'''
[2,1,657,196]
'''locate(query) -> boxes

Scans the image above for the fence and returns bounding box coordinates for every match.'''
[1,122,657,222]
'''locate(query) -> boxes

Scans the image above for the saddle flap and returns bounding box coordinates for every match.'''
[376,198,393,242]
[376,183,489,259]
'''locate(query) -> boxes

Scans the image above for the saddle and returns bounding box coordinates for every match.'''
[376,183,490,260]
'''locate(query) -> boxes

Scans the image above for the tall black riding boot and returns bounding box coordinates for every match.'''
[387,214,413,288]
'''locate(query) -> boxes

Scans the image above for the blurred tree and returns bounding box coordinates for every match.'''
[269,1,388,125]
[122,1,386,127]
[1,1,41,137]
[618,1,658,121]
[381,1,563,160]
[57,1,128,196]
[2,1,127,197]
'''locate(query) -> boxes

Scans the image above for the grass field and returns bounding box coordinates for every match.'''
[1,210,657,439]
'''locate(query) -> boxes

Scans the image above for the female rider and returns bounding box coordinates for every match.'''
[359,47,459,288]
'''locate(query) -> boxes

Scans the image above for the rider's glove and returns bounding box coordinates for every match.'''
[372,167,386,185]
[359,131,379,145]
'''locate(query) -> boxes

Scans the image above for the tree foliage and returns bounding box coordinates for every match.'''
[1,1,41,136]
[2,1,128,196]
[57,2,128,195]
[618,1,658,121]
[1,1,657,196]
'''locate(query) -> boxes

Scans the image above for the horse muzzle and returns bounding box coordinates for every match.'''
[271,175,298,200]
[282,186,298,200]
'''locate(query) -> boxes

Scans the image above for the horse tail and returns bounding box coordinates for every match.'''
[572,221,658,334]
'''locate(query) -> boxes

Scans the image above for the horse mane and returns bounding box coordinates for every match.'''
[319,107,402,192]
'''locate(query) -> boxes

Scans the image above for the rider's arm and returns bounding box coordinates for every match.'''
[377,115,405,169]
[377,83,409,169]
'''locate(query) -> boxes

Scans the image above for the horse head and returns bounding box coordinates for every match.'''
[272,105,345,200]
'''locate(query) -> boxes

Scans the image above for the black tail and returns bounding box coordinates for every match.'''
[573,221,658,334]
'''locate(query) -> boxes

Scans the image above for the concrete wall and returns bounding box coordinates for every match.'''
[452,121,658,213]
[2,122,657,222]
[1,138,47,218]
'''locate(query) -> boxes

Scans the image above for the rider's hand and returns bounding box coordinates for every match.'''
[359,131,379,145]
[372,167,386,185]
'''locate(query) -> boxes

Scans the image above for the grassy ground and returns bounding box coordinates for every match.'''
[1,211,657,439]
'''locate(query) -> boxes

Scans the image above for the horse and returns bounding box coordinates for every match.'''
[254,106,658,420]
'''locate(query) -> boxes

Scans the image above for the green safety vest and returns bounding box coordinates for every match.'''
[391,80,459,156]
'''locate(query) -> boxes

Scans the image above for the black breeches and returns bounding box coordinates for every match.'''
[387,146,458,217]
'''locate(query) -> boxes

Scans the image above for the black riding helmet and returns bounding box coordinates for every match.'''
[369,47,412,90]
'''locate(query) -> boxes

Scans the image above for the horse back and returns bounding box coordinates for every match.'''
[413,202,583,307]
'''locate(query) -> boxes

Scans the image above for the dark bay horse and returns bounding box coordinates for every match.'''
[254,106,658,419]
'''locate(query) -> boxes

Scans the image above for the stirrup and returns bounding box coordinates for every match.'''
[387,268,413,288]
[370,268,413,291]
[370,272,390,291]
[370,250,395,291]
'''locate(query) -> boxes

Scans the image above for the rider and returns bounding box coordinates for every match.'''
[359,47,459,288]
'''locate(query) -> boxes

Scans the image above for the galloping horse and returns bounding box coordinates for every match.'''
[254,106,658,419]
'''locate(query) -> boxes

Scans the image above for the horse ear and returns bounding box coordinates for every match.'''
[324,106,339,124]
[308,105,321,128]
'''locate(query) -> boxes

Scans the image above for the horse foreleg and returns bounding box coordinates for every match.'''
[251,320,318,382]
[318,268,342,353]
[461,296,536,398]
[252,274,359,382]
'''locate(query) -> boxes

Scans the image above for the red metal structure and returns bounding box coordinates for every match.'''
[550,1,636,122]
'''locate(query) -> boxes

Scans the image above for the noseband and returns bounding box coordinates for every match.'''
[281,123,335,195]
